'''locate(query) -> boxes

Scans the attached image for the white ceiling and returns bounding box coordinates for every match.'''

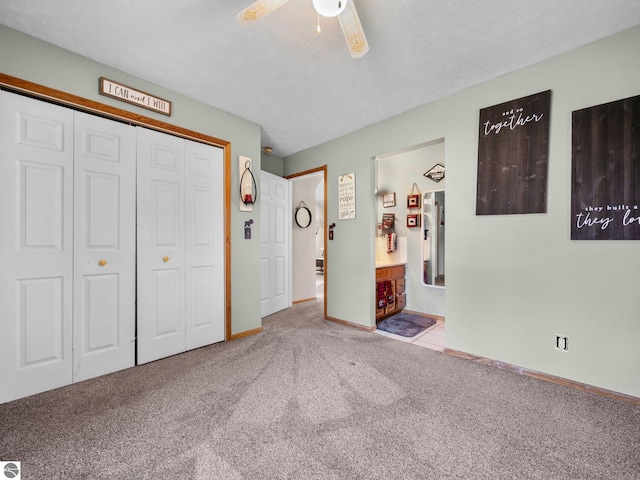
[2,1,640,157]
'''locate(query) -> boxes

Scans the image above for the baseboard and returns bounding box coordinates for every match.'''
[326,315,377,332]
[293,297,316,305]
[228,327,263,341]
[444,348,640,407]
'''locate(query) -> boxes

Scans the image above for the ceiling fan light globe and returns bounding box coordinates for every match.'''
[312,0,347,18]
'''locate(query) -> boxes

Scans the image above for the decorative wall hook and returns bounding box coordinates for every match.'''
[328,223,336,240]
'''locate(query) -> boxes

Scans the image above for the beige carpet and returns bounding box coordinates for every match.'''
[1,298,639,479]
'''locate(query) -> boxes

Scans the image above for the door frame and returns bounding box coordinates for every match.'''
[286,166,328,319]
[0,73,234,341]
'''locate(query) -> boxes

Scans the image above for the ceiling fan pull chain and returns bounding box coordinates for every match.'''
[316,12,321,33]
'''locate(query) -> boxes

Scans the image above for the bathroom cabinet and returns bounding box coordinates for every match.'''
[375,264,406,320]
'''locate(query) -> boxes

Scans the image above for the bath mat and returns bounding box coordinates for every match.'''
[377,313,437,337]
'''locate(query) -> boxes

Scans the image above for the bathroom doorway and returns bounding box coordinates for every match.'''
[374,139,446,318]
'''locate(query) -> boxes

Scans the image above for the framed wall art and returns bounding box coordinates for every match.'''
[406,214,420,228]
[571,94,640,240]
[382,192,396,208]
[407,194,421,209]
[407,182,421,209]
[476,90,551,215]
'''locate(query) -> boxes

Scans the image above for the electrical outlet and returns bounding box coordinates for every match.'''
[555,335,568,351]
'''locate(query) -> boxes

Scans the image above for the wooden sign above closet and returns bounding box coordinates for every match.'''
[99,77,172,116]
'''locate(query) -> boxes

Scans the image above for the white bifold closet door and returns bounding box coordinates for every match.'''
[73,111,136,382]
[0,91,74,403]
[0,91,136,403]
[136,128,224,365]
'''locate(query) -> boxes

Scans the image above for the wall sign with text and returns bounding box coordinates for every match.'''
[571,95,640,240]
[99,77,172,116]
[338,173,355,220]
[476,90,551,215]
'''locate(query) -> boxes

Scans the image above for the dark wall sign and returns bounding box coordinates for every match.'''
[571,95,640,240]
[476,90,551,215]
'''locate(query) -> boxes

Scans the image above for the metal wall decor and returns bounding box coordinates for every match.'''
[424,163,445,183]
[240,157,257,207]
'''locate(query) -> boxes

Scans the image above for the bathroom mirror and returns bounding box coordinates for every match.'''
[422,190,445,287]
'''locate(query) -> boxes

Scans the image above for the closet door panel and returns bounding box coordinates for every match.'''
[0,91,74,404]
[20,161,65,249]
[153,180,181,246]
[153,268,182,335]
[185,140,224,350]
[73,111,136,382]
[137,128,186,364]
[19,277,66,365]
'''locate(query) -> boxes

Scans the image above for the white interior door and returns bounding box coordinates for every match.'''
[73,111,136,382]
[260,171,291,317]
[137,127,186,364]
[185,139,225,349]
[0,91,74,403]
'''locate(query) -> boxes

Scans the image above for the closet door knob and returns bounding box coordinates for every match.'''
[163,256,170,263]
[98,260,107,266]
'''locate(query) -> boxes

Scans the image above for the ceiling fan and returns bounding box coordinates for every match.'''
[236,0,369,58]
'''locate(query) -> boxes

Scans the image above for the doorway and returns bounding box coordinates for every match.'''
[287,166,328,318]
[374,140,445,323]
[374,141,446,351]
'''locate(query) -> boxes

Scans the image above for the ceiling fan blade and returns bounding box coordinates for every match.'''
[236,0,291,24]
[338,1,369,58]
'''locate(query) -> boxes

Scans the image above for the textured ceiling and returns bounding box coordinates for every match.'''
[2,0,640,157]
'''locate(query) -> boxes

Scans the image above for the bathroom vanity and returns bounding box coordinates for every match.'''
[375,263,406,321]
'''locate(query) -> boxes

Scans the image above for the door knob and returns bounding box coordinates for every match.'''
[98,260,107,266]
[163,256,170,263]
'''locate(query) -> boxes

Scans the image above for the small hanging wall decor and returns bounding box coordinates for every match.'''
[382,192,396,208]
[380,213,395,231]
[406,214,420,228]
[407,183,421,209]
[338,173,356,220]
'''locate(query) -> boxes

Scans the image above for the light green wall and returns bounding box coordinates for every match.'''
[261,152,284,177]
[285,26,640,398]
[0,25,262,336]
